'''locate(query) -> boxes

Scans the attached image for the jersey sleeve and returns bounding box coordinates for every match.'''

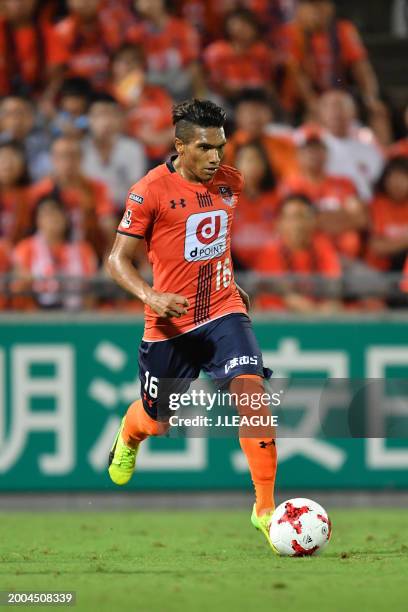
[117,180,158,238]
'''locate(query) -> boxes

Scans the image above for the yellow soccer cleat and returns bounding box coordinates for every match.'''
[108,417,139,485]
[251,504,279,554]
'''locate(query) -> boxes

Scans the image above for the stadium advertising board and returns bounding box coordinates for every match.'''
[0,317,408,490]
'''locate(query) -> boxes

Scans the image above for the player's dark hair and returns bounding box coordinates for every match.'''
[278,193,316,215]
[173,99,227,143]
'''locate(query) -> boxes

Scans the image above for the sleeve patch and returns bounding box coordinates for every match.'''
[121,209,132,228]
[128,192,144,204]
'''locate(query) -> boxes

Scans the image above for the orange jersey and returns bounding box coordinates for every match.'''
[118,158,247,341]
[231,189,279,268]
[280,173,361,257]
[254,233,341,309]
[279,19,367,93]
[203,40,274,93]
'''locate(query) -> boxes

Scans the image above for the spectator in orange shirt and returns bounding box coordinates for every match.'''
[232,141,279,269]
[111,44,174,165]
[127,0,204,100]
[0,0,67,98]
[281,131,367,258]
[279,0,390,143]
[368,157,408,273]
[389,103,408,159]
[31,135,116,261]
[53,0,128,91]
[0,141,36,245]
[13,195,98,310]
[203,8,276,102]
[224,89,298,179]
[254,194,342,312]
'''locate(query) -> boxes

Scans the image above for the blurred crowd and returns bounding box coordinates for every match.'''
[0,0,408,313]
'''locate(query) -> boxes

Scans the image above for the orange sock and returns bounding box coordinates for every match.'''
[230,375,277,515]
[122,399,169,448]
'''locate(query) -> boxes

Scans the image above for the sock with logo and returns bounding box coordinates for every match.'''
[230,375,277,515]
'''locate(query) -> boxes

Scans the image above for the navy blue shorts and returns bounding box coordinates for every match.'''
[138,313,272,420]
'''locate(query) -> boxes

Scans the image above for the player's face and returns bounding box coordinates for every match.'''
[176,127,227,183]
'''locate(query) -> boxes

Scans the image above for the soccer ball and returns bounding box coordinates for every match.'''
[269,498,332,556]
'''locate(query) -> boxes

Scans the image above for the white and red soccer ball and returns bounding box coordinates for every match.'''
[269,498,332,556]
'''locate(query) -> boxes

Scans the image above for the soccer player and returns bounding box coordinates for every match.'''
[107,99,277,551]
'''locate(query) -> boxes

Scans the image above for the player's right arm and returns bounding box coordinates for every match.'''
[107,233,189,318]
[107,180,189,318]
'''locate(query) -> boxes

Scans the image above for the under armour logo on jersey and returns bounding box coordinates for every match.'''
[170,198,186,208]
[196,192,213,208]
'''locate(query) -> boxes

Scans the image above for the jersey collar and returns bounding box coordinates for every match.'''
[166,155,177,173]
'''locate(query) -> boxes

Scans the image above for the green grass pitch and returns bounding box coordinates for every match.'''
[0,509,407,612]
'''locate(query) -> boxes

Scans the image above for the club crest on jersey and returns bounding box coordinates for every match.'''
[218,185,236,207]
[121,209,132,228]
[128,192,144,204]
